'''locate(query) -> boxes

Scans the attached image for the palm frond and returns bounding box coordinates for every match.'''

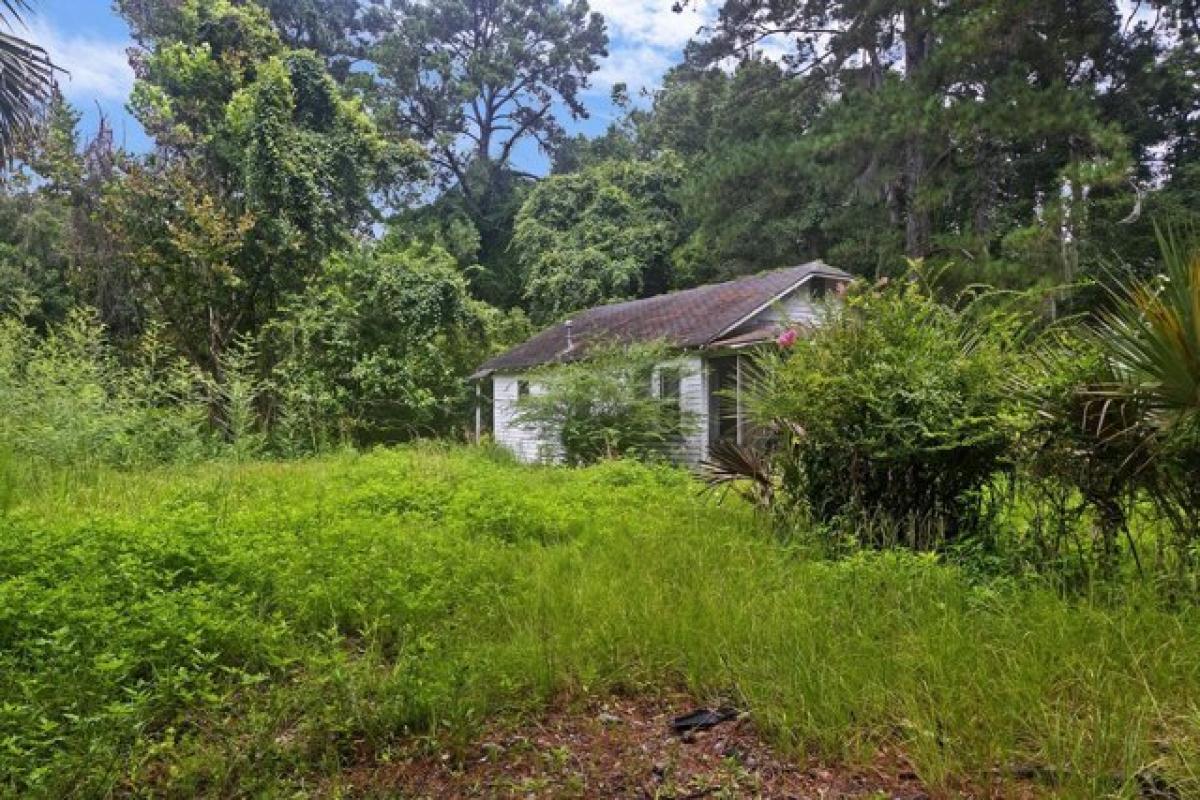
[1089,228,1200,444]
[700,438,775,507]
[0,1,55,165]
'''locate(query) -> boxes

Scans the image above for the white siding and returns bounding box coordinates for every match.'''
[493,356,710,466]
[492,373,559,463]
[753,280,823,327]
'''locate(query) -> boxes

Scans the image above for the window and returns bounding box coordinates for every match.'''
[810,277,828,301]
[659,369,681,410]
[516,379,530,399]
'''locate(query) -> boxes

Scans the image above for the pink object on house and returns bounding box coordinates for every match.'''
[776,328,798,348]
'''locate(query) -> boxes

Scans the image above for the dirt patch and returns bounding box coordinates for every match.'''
[334,695,946,799]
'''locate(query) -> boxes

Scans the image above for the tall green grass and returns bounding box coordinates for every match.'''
[2,446,1198,797]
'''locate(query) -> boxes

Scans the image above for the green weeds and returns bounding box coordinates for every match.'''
[1,446,1197,797]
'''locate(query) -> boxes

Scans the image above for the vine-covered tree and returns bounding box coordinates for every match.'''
[512,154,686,323]
[111,0,418,375]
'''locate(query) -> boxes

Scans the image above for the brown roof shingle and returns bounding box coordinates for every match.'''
[472,261,849,377]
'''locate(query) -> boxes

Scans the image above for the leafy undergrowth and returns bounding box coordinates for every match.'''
[1,445,1198,797]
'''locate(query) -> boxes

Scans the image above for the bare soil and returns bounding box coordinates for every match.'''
[331,694,1005,799]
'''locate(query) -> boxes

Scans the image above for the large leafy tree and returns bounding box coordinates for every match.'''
[111,0,415,375]
[512,154,686,324]
[0,0,55,164]
[369,0,608,304]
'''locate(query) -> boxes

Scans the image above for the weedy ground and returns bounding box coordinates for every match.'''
[1,445,1198,798]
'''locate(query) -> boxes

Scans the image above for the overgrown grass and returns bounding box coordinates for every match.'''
[2,446,1198,797]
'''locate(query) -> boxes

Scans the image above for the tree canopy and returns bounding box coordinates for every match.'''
[1,0,1198,445]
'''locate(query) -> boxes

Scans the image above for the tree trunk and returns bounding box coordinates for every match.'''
[902,5,932,260]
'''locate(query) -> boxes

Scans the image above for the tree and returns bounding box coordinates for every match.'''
[370,0,608,304]
[0,93,129,332]
[112,0,415,375]
[639,59,870,282]
[512,154,686,324]
[674,0,1190,291]
[260,0,391,83]
[0,0,55,164]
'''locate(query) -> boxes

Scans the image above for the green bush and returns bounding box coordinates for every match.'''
[743,272,1024,547]
[265,243,491,449]
[1014,330,1147,576]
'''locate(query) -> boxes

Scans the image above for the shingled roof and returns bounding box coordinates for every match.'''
[472,261,850,378]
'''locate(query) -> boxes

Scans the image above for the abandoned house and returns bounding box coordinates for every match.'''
[470,261,852,464]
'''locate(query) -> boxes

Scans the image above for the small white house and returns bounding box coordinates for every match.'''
[470,261,851,464]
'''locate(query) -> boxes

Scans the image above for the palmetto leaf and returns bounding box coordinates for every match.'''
[700,438,776,507]
[0,0,56,164]
[1090,229,1200,445]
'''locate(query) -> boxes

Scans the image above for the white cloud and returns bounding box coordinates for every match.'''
[590,0,713,50]
[587,0,716,94]
[27,20,134,104]
[592,44,676,92]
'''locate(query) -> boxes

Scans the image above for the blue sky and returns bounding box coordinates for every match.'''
[23,0,716,173]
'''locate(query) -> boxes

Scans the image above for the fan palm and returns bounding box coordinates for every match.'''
[1087,230,1200,549]
[1092,230,1200,442]
[0,0,55,164]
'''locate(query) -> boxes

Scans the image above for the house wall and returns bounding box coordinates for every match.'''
[492,373,557,463]
[753,280,823,328]
[493,355,710,466]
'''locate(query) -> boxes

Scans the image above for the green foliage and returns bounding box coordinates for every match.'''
[1,448,1199,796]
[266,243,489,447]
[1014,331,1146,574]
[1087,231,1200,557]
[514,341,696,465]
[114,0,417,376]
[513,155,686,323]
[644,0,1198,295]
[0,311,208,473]
[743,273,1023,546]
[0,94,126,333]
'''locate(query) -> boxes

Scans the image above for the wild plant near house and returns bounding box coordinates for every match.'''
[1086,231,1200,563]
[729,272,1024,548]
[1014,331,1148,576]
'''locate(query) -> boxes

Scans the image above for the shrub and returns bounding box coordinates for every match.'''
[1014,330,1147,575]
[0,310,209,473]
[739,271,1023,547]
[514,341,697,465]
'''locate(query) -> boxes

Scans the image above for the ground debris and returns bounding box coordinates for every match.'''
[332,694,948,798]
